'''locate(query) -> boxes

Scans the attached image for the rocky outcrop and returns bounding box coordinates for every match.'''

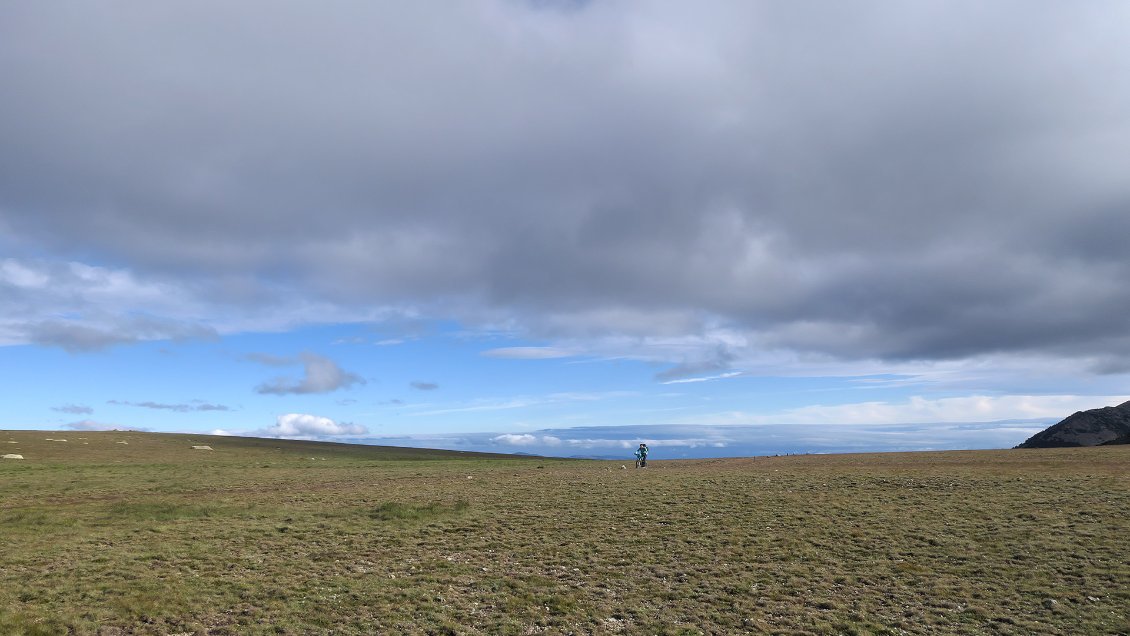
[1016,400,1130,448]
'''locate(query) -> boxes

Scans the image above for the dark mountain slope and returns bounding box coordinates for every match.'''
[1016,400,1130,448]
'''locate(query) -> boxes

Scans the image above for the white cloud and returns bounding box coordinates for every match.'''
[491,433,562,446]
[493,433,539,445]
[683,394,1130,426]
[481,347,575,359]
[0,258,50,288]
[661,371,743,385]
[264,413,367,438]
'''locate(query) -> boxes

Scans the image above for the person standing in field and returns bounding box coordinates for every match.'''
[635,443,649,467]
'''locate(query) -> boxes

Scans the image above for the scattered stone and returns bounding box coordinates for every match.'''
[620,465,627,470]
[3,454,24,460]
[467,475,474,480]
[1042,599,1058,609]
[6,440,17,444]
[49,439,67,442]
[116,441,128,444]
[191,445,213,451]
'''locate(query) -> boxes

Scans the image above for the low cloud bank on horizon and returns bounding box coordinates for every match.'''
[346,421,1052,459]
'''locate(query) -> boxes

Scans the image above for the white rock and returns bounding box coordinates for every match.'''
[191,445,213,451]
[3,454,24,460]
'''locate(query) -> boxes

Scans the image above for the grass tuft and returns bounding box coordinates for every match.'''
[370,500,470,521]
[103,501,216,521]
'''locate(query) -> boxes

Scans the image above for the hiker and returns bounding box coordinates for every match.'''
[635,443,649,468]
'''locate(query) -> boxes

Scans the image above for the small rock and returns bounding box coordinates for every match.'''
[191,445,213,450]
[3,454,25,460]
[1042,599,1058,609]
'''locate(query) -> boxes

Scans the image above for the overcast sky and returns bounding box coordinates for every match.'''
[2,2,1128,456]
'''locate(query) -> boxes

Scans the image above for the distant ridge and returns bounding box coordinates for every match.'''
[0,430,541,463]
[1015,400,1130,448]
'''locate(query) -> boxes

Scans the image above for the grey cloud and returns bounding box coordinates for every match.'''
[52,404,93,415]
[108,400,232,413]
[2,2,1129,370]
[22,317,216,352]
[25,321,139,352]
[254,353,365,395]
[654,345,736,382]
[410,381,439,391]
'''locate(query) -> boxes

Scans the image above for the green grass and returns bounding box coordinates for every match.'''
[1,430,1128,635]
[371,500,470,521]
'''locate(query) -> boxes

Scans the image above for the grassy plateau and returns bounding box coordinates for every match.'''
[1,431,1127,635]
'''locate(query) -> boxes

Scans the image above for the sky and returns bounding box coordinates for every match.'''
[2,1,1129,459]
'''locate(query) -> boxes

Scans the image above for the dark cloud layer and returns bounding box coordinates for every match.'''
[2,2,1129,370]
